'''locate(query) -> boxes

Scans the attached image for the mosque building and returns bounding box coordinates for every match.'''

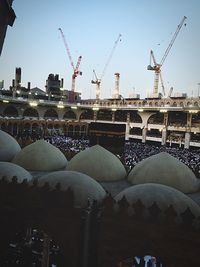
[1,4,200,265]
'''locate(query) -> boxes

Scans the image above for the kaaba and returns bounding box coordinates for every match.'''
[88,122,126,155]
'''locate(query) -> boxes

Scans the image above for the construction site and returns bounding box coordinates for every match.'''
[1,1,200,267]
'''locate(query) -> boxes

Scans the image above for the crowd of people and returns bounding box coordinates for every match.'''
[44,135,200,178]
[122,141,200,178]
[45,136,90,160]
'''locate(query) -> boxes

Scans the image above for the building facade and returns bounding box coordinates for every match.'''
[0,92,200,149]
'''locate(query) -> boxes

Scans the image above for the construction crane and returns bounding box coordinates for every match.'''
[148,50,166,96]
[91,70,101,99]
[91,33,122,99]
[58,28,82,92]
[147,16,187,97]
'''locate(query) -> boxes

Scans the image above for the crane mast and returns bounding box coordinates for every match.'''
[147,16,187,96]
[58,28,82,92]
[114,72,120,98]
[91,33,122,99]
[91,70,101,99]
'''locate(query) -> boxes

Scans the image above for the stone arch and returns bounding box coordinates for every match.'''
[148,113,164,124]
[68,124,74,136]
[31,122,41,138]
[194,101,198,107]
[191,112,200,124]
[115,110,128,122]
[53,123,62,135]
[168,111,187,126]
[54,123,60,129]
[130,126,142,136]
[22,122,31,137]
[32,122,39,128]
[3,105,18,117]
[63,109,76,120]
[47,123,53,129]
[80,109,94,120]
[44,108,58,119]
[46,122,54,135]
[23,107,39,118]
[7,122,13,134]
[74,125,80,136]
[13,122,18,136]
[97,109,112,121]
[160,102,164,107]
[81,125,86,132]
[24,122,31,129]
[130,111,142,123]
[172,101,177,107]
[81,125,87,136]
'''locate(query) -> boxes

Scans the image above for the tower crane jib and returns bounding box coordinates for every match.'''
[58,27,82,92]
[92,33,122,100]
[160,16,187,67]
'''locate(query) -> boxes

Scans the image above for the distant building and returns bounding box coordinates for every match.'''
[0,0,16,56]
[45,73,81,102]
[45,73,63,95]
[0,80,4,89]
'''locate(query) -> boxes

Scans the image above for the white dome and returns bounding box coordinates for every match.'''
[0,130,21,161]
[66,145,126,181]
[115,183,200,219]
[0,161,32,182]
[37,170,106,207]
[12,140,67,171]
[128,152,199,193]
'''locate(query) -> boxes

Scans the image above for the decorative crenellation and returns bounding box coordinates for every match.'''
[1,177,200,267]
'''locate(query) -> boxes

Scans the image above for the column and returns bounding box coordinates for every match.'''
[184,112,192,149]
[184,132,191,149]
[142,127,147,143]
[125,123,130,141]
[163,112,168,126]
[126,112,130,124]
[187,112,192,128]
[93,111,97,121]
[112,111,115,122]
[161,128,167,145]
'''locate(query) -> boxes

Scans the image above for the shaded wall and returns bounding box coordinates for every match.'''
[0,0,16,56]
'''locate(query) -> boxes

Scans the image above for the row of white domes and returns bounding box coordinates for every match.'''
[1,129,198,193]
[1,130,200,219]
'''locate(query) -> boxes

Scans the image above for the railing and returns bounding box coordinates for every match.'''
[1,94,200,110]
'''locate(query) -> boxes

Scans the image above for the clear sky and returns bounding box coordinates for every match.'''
[0,0,200,99]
